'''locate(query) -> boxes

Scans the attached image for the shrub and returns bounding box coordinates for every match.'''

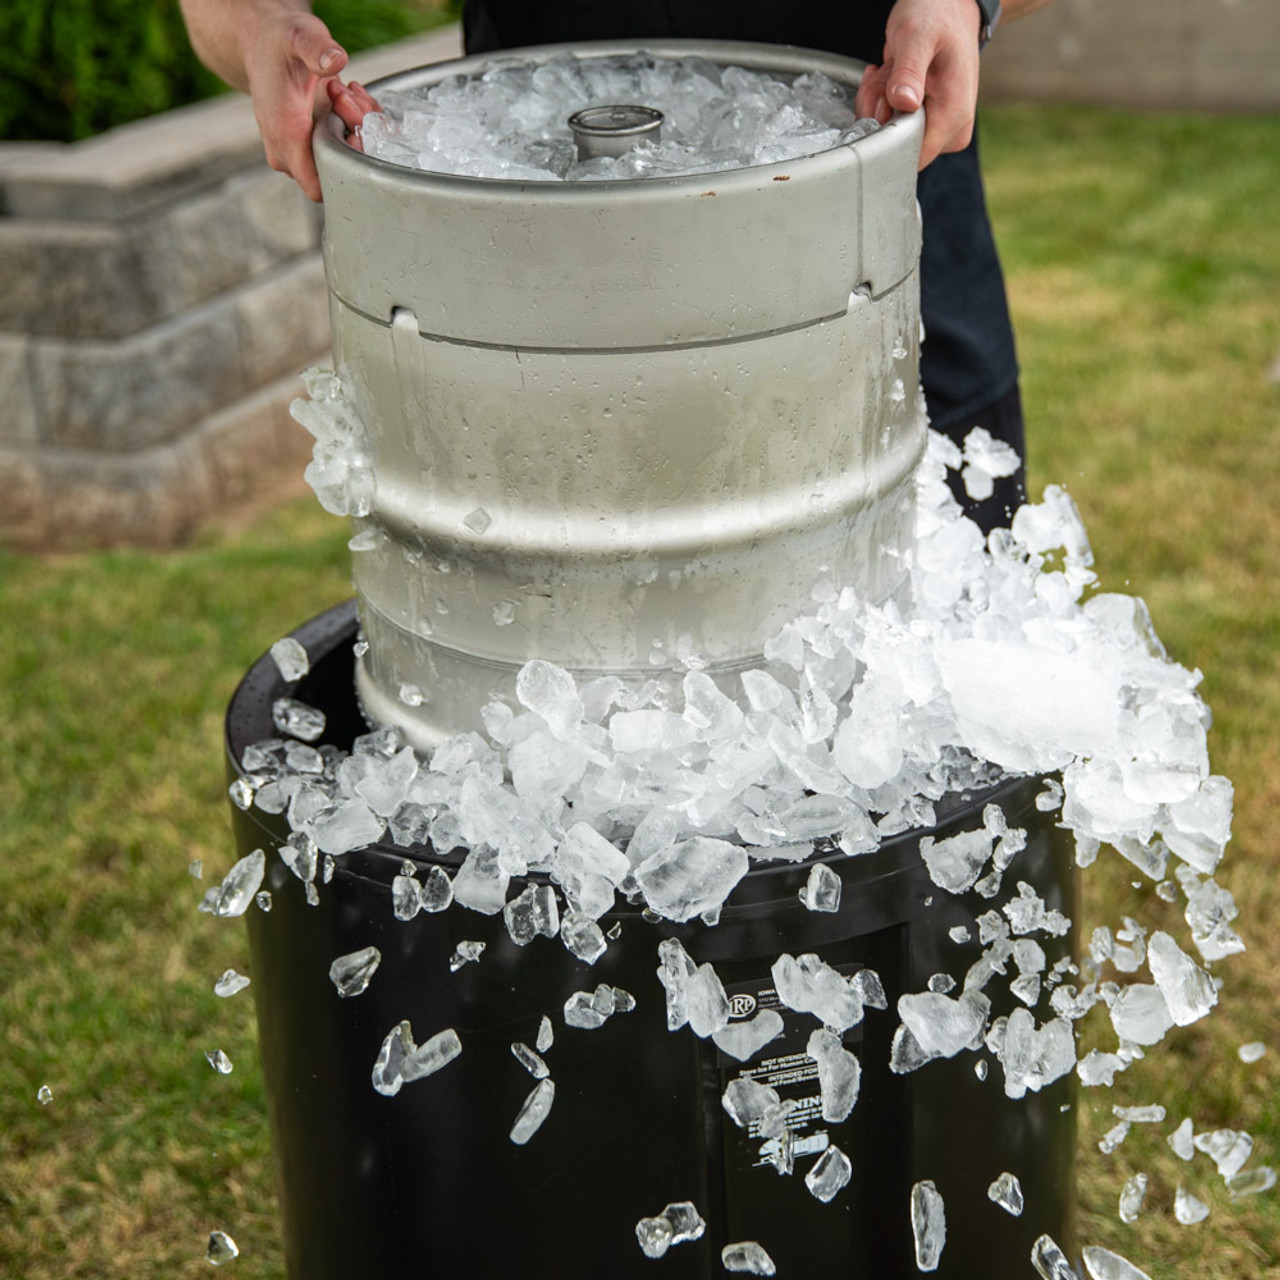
[0,0,449,144]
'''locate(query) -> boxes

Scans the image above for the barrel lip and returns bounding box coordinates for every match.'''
[315,37,923,198]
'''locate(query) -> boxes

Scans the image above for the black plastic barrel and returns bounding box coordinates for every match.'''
[225,601,1077,1279]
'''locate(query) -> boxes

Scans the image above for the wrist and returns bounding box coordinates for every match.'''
[974,0,1002,47]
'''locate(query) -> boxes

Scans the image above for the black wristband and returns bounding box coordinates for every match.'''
[975,0,1002,47]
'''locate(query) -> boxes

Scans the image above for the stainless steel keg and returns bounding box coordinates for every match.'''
[313,40,926,751]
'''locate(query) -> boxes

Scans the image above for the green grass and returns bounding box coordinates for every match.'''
[1,104,1278,1277]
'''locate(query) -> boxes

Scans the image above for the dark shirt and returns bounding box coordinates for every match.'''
[463,0,1019,430]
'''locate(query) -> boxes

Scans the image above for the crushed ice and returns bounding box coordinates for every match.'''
[360,53,880,183]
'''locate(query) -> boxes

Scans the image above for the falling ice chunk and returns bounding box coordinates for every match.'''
[511,1042,550,1080]
[949,925,971,944]
[713,1010,784,1063]
[255,891,272,913]
[1109,984,1174,1046]
[1031,1234,1080,1280]
[657,937,698,1031]
[536,1015,554,1054]
[1098,1122,1130,1154]
[1119,1172,1148,1223]
[721,1241,777,1276]
[510,1077,555,1144]
[1174,1186,1210,1225]
[807,1028,861,1122]
[1147,931,1217,1025]
[206,1049,233,1075]
[372,1022,462,1096]
[328,946,381,997]
[1226,1167,1276,1199]
[635,837,749,923]
[1113,1104,1166,1124]
[1238,1041,1267,1063]
[804,1144,852,1203]
[1193,1128,1253,1178]
[771,953,868,1033]
[662,1201,706,1245]
[37,1085,53,1106]
[449,940,485,972]
[561,911,607,964]
[214,969,251,998]
[188,859,204,879]
[897,990,990,1063]
[920,826,993,894]
[910,1181,946,1272]
[1082,1245,1153,1280]
[686,963,731,1038]
[987,1172,1024,1216]
[270,637,310,682]
[722,1078,781,1130]
[636,1216,673,1259]
[228,778,254,810]
[463,506,492,534]
[272,697,326,742]
[1077,1050,1128,1087]
[305,883,320,907]
[515,658,584,739]
[281,840,318,884]
[564,985,627,1030]
[1168,1118,1195,1160]
[505,884,561,946]
[1035,779,1064,812]
[206,1230,240,1266]
[800,863,842,913]
[203,849,266,918]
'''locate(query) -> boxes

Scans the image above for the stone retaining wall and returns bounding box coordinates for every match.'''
[0,26,462,551]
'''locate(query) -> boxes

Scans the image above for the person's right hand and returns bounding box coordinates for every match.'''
[243,10,348,200]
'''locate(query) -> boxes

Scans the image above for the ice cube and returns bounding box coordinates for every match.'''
[270,636,310,682]
[509,1078,554,1144]
[1098,1122,1130,1154]
[206,1049,233,1074]
[661,1201,706,1245]
[919,826,993,894]
[635,837,749,922]
[328,945,381,997]
[771,953,869,1033]
[392,874,423,921]
[1082,1245,1153,1280]
[1146,931,1217,1026]
[504,884,560,946]
[448,940,485,971]
[1168,1118,1195,1160]
[1226,1167,1276,1199]
[420,865,454,912]
[371,1022,461,1096]
[910,1180,946,1271]
[1119,1172,1148,1223]
[1173,1186,1210,1225]
[1113,1104,1165,1124]
[1108,984,1174,1046]
[310,798,385,855]
[272,697,326,742]
[804,1144,852,1203]
[536,1015,554,1053]
[515,658,583,739]
[561,910,607,964]
[685,962,731,1038]
[987,1171,1024,1216]
[451,848,510,916]
[511,1042,549,1079]
[712,1010,784,1063]
[214,969,250,998]
[37,1085,52,1106]
[799,863,842,913]
[204,849,265,918]
[255,890,272,912]
[897,990,990,1061]
[206,1231,240,1266]
[1238,1041,1267,1064]
[806,1028,861,1122]
[1193,1128,1253,1178]
[1031,1234,1080,1279]
[721,1077,781,1130]
[721,1241,777,1275]
[636,1216,673,1259]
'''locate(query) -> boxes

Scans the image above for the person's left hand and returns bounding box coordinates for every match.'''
[328,77,381,150]
[854,0,984,169]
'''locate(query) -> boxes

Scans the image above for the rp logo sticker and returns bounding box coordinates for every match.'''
[728,993,758,1019]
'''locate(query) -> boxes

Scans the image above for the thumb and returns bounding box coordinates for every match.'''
[885,52,927,113]
[290,15,347,77]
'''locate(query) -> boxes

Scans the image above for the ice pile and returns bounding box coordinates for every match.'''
[212,407,1261,1268]
[359,53,878,182]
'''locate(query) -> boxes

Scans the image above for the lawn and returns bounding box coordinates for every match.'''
[1,104,1277,1278]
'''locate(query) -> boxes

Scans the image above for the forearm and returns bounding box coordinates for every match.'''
[1000,0,1056,23]
[179,0,313,91]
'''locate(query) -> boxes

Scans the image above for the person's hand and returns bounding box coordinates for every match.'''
[243,10,349,200]
[328,77,382,153]
[854,0,983,169]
